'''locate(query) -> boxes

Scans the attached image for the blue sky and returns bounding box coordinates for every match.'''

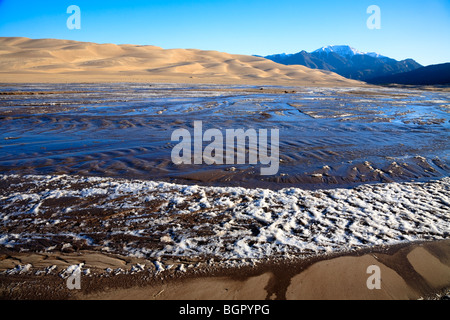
[0,0,449,66]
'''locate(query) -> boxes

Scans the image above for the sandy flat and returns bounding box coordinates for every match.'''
[81,240,450,300]
[286,255,417,300]
[0,37,364,86]
[1,240,449,300]
[83,273,274,300]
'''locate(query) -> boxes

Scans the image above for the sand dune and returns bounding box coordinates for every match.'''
[0,37,363,86]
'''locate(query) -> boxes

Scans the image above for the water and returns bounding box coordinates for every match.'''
[0,83,449,190]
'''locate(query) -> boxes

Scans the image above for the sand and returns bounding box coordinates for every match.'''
[1,240,449,300]
[0,37,364,87]
[80,240,450,300]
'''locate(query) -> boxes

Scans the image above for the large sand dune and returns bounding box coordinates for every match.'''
[0,37,362,86]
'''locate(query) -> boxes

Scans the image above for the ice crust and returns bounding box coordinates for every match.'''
[0,174,448,260]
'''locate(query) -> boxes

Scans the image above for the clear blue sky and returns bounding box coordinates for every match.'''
[0,0,449,66]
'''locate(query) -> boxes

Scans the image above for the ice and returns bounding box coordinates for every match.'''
[130,264,145,273]
[0,174,448,261]
[154,261,165,273]
[59,263,84,278]
[3,264,33,275]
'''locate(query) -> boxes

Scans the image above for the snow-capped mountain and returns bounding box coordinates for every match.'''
[262,45,421,81]
[313,45,364,57]
[313,45,389,60]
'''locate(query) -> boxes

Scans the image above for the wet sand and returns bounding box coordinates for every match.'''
[1,240,449,300]
[0,84,448,302]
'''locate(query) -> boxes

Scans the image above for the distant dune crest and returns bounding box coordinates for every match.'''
[0,37,362,86]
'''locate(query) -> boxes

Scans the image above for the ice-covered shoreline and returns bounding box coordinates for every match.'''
[0,174,449,260]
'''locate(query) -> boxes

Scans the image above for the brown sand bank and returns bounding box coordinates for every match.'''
[1,240,449,300]
[0,37,364,87]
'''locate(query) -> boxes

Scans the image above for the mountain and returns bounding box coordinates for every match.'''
[0,37,363,87]
[366,62,450,85]
[263,45,422,81]
[313,45,365,58]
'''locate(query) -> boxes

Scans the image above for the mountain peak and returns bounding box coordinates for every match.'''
[313,45,364,58]
[312,45,389,60]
